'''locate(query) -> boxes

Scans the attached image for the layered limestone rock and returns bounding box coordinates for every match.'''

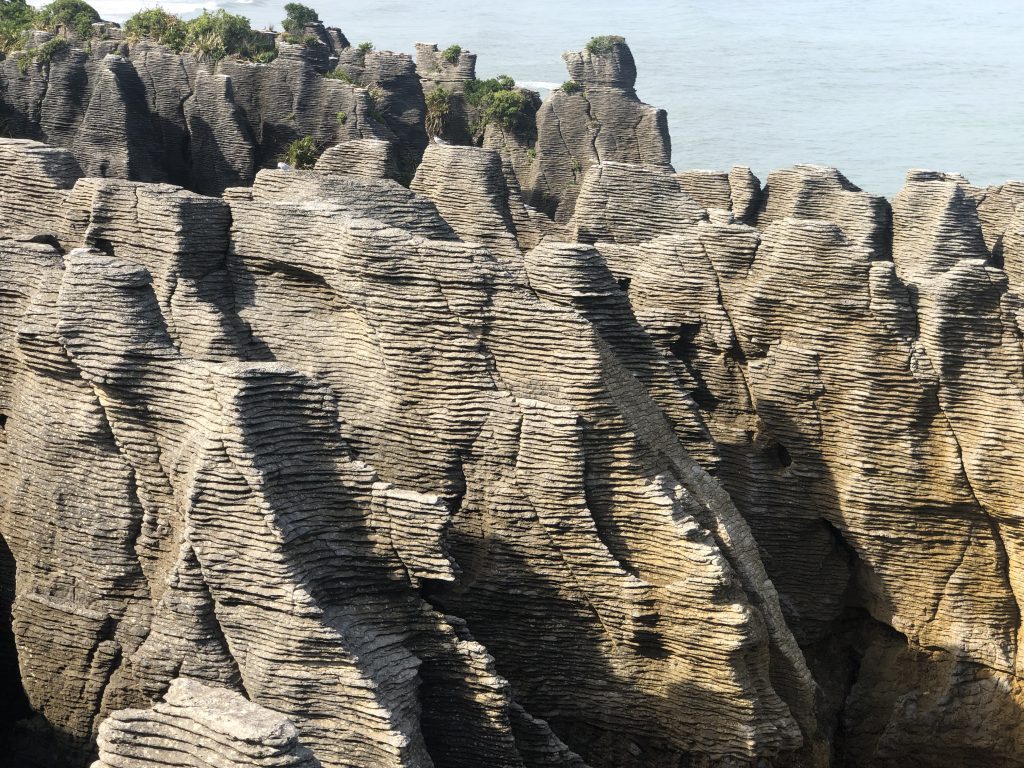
[0,25,1023,768]
[315,137,401,180]
[674,166,762,224]
[414,43,477,92]
[91,678,319,768]
[578,156,1024,767]
[571,162,705,244]
[411,143,543,258]
[519,38,671,222]
[0,139,822,768]
[0,139,81,238]
[0,31,399,195]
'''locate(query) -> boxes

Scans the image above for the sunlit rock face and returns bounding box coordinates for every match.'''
[0,26,1022,768]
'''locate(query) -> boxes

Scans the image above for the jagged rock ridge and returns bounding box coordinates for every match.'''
[0,24,1021,768]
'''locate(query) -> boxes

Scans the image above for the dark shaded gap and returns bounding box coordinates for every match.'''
[0,534,32,727]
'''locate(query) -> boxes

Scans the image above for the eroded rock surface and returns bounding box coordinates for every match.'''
[0,24,1022,768]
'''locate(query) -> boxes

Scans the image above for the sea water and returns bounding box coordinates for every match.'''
[90,0,1024,198]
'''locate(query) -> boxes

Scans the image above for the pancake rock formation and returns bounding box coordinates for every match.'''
[0,13,1021,768]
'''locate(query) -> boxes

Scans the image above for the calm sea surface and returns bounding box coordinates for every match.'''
[92,0,1024,197]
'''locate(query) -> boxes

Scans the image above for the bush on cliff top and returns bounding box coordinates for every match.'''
[282,2,318,34]
[124,8,186,50]
[463,74,529,133]
[0,0,99,54]
[124,7,276,62]
[0,0,34,54]
[585,34,624,55]
[185,9,260,61]
[481,88,529,132]
[441,43,460,64]
[462,74,514,108]
[35,0,99,39]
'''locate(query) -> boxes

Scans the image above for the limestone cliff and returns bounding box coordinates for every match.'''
[0,21,1021,768]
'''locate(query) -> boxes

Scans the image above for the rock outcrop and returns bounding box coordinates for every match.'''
[584,159,1024,766]
[0,29,403,195]
[518,38,671,222]
[0,23,1022,768]
[92,678,319,768]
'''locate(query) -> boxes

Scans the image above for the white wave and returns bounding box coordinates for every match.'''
[518,80,561,91]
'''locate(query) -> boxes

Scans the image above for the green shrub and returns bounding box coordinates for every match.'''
[281,2,318,34]
[584,34,624,55]
[183,9,269,63]
[281,135,320,169]
[35,0,99,39]
[366,84,385,119]
[560,79,582,94]
[336,110,346,124]
[463,74,529,133]
[463,74,513,108]
[124,8,186,50]
[0,0,34,54]
[249,48,277,63]
[440,43,460,64]
[482,88,528,132]
[356,40,372,57]
[424,85,450,137]
[33,35,68,62]
[324,67,353,83]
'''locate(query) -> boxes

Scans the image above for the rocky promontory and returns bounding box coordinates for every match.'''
[0,4,1022,768]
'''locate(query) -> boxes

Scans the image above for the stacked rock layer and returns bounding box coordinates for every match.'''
[0,29,1021,768]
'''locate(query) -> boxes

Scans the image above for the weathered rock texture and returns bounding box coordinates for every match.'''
[516,39,671,223]
[0,29,411,195]
[0,25,1022,768]
[91,678,319,768]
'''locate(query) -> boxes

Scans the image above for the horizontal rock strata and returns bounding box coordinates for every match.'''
[0,23,1021,768]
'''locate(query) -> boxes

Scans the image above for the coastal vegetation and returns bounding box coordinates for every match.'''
[324,68,354,83]
[585,34,624,55]
[35,0,99,39]
[441,43,461,63]
[464,75,529,132]
[1,0,98,53]
[281,3,318,34]
[0,0,34,54]
[424,85,452,137]
[124,7,277,62]
[281,135,321,168]
[123,8,186,49]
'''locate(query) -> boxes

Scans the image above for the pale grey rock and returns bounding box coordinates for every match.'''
[315,137,401,180]
[411,143,533,263]
[675,169,732,211]
[0,138,81,239]
[728,165,762,223]
[91,678,319,768]
[571,162,705,244]
[183,71,257,195]
[522,39,671,223]
[71,55,164,182]
[757,164,891,258]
